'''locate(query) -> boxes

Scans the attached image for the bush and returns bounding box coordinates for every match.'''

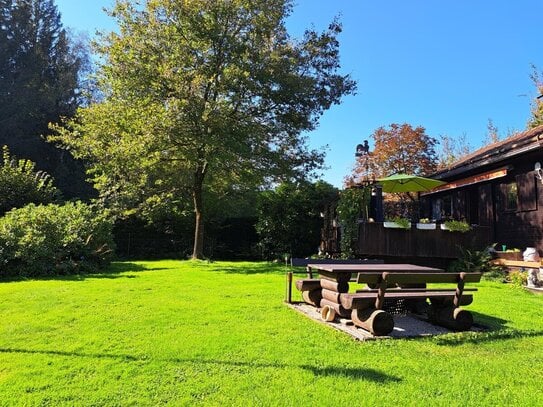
[0,145,60,215]
[507,270,528,287]
[448,246,506,278]
[0,202,115,277]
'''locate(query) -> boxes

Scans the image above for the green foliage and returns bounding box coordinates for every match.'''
[507,270,528,287]
[418,218,432,224]
[51,0,355,259]
[256,181,337,259]
[337,187,371,258]
[443,219,471,233]
[448,246,505,278]
[0,0,92,199]
[0,202,115,277]
[0,145,60,215]
[388,216,411,229]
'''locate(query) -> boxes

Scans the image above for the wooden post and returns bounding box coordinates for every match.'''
[453,272,466,308]
[286,272,293,303]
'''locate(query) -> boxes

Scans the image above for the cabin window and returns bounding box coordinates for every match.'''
[431,195,453,220]
[504,181,518,211]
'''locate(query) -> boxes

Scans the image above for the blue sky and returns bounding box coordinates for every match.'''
[56,0,543,187]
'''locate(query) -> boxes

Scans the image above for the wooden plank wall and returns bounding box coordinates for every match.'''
[357,222,492,259]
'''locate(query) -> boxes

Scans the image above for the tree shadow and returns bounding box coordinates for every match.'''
[216,264,287,275]
[299,365,400,382]
[0,347,400,383]
[0,261,149,283]
[433,328,543,346]
[429,309,543,346]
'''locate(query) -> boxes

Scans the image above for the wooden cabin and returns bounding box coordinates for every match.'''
[421,124,543,256]
[354,125,543,266]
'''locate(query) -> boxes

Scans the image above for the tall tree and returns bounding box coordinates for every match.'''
[369,123,438,177]
[0,0,91,198]
[52,0,356,259]
[528,64,543,129]
[256,181,337,259]
[483,118,500,145]
[437,133,471,169]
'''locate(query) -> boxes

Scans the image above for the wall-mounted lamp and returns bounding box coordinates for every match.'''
[535,162,543,184]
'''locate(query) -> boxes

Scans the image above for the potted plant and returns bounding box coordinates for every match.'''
[416,218,436,230]
[383,216,411,229]
[441,219,471,233]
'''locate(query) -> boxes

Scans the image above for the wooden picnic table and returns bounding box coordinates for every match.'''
[306,263,443,281]
[295,263,481,336]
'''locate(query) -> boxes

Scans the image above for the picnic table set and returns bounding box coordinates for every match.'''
[293,263,481,336]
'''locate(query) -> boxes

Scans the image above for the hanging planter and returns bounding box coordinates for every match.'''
[383,217,411,229]
[416,222,436,230]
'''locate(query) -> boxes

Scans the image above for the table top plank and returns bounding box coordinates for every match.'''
[307,263,444,273]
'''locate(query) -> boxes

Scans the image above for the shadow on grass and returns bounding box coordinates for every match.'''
[0,262,149,283]
[0,347,400,382]
[216,264,289,275]
[299,364,400,382]
[434,328,543,346]
[431,309,543,346]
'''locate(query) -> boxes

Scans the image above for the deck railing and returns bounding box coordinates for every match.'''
[357,222,492,259]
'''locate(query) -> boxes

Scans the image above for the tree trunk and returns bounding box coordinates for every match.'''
[191,163,207,260]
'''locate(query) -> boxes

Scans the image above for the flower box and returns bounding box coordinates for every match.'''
[494,251,523,261]
[384,221,411,229]
[416,222,436,230]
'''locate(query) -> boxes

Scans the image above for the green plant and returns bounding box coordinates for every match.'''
[448,246,506,276]
[507,269,528,287]
[337,187,372,257]
[443,220,471,233]
[0,146,60,215]
[388,216,411,229]
[0,202,115,277]
[418,218,433,224]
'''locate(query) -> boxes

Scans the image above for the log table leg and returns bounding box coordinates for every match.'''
[351,308,394,336]
[427,305,473,331]
[301,289,322,307]
[317,272,351,321]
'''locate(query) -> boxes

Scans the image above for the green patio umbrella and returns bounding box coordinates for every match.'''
[376,173,446,193]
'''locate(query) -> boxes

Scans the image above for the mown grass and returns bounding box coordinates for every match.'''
[0,260,542,406]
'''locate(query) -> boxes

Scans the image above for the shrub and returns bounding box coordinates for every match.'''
[507,269,528,287]
[448,246,506,279]
[0,202,115,277]
[0,145,60,215]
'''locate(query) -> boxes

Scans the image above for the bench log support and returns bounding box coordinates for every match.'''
[351,308,394,336]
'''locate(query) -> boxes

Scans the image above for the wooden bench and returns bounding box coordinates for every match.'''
[491,259,540,269]
[340,272,481,336]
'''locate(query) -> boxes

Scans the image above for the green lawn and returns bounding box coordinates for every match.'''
[0,260,542,406]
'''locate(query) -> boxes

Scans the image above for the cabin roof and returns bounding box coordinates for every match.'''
[432,124,543,180]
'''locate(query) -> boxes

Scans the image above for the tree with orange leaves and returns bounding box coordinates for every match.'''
[371,123,438,177]
[346,123,438,187]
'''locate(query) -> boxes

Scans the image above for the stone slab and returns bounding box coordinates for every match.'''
[287,302,482,341]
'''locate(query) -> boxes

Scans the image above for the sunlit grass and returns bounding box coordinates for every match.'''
[0,260,542,405]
